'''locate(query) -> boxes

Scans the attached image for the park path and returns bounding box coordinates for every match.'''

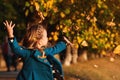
[0,71,18,80]
[0,55,22,80]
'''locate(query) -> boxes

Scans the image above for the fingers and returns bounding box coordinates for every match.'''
[3,20,15,28]
[63,36,70,43]
[63,36,74,46]
[3,22,6,26]
[10,21,15,28]
[10,21,12,27]
[3,20,8,27]
[3,20,8,26]
[12,24,15,28]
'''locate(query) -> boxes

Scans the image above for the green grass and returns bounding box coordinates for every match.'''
[63,56,120,80]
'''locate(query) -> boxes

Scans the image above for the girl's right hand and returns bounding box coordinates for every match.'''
[3,20,15,38]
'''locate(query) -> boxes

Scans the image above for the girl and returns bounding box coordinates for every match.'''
[3,20,72,80]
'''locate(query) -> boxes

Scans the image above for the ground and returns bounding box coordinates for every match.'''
[63,56,120,80]
[1,55,120,80]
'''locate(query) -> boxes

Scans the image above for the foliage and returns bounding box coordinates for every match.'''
[24,0,120,54]
[0,0,26,43]
[1,0,120,55]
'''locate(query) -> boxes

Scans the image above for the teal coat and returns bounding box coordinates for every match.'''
[8,38,66,80]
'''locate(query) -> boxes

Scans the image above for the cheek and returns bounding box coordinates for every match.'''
[44,39,48,45]
[46,38,48,43]
[40,39,47,45]
[36,41,41,47]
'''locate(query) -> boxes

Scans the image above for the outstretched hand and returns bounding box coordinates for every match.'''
[63,36,74,47]
[3,20,15,38]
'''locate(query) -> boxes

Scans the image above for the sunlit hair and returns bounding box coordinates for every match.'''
[22,23,46,49]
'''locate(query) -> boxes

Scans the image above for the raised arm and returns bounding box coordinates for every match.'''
[3,20,15,38]
[3,20,30,58]
[45,41,66,55]
[45,36,73,55]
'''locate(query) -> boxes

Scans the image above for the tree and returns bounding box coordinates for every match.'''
[1,0,120,65]
[0,0,26,43]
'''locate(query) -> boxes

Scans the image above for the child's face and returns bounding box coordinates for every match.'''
[37,29,48,48]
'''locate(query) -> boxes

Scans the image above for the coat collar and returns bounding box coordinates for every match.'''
[33,50,51,67]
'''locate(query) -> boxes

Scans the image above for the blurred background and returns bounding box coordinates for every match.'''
[1,0,120,80]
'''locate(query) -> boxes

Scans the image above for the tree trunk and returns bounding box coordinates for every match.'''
[71,47,78,64]
[78,50,88,62]
[64,45,72,66]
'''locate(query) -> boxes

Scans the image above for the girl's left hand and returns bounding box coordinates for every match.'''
[3,20,15,38]
[63,36,74,46]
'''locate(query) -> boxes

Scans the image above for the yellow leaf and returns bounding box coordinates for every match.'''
[71,31,75,35]
[77,36,82,44]
[51,32,54,35]
[64,8,70,14]
[48,37,52,40]
[105,38,108,41]
[75,44,79,49]
[43,3,47,8]
[113,45,120,54]
[55,32,59,35]
[71,0,75,4]
[81,13,85,17]
[53,7,58,13]
[81,40,88,47]
[105,43,110,49]
[101,50,106,55]
[30,1,34,5]
[92,44,97,48]
[59,0,63,3]
[73,41,79,49]
[91,6,96,12]
[46,1,51,9]
[63,27,68,33]
[111,34,115,38]
[34,2,39,11]
[103,4,108,9]
[60,12,65,18]
[43,12,48,17]
[56,26,60,30]
[25,9,29,16]
[106,29,111,34]
[25,1,30,7]
[76,19,81,23]
[60,25,63,29]
[53,35,58,41]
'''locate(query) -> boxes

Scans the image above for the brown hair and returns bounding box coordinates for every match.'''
[22,23,46,49]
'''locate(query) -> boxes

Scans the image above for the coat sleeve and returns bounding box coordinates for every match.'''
[45,41,66,55]
[8,38,31,58]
